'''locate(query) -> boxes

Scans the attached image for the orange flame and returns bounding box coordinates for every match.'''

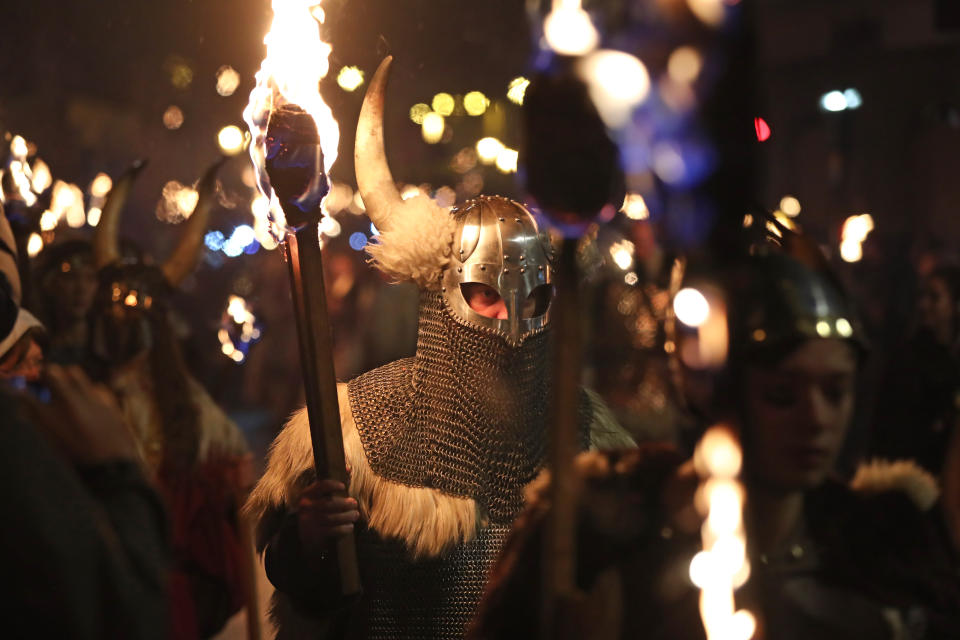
[243,0,340,243]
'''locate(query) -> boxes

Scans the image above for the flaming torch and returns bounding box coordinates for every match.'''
[243,0,360,596]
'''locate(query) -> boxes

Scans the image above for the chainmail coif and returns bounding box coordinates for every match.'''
[348,290,589,523]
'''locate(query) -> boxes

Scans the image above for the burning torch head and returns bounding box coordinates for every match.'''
[441,196,554,346]
[264,104,329,227]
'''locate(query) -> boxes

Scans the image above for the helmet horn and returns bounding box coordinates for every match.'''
[161,158,226,286]
[354,55,401,234]
[93,159,147,269]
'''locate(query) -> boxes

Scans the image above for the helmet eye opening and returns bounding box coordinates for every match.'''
[522,284,553,319]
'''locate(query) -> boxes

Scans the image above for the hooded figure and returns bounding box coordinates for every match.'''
[245,57,633,639]
[89,160,251,640]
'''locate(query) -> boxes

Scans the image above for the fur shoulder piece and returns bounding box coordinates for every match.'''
[584,388,636,450]
[849,458,939,511]
[245,383,481,560]
[365,194,458,290]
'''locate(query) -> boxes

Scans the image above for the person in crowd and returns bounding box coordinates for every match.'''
[244,57,633,639]
[471,243,960,639]
[87,161,253,639]
[0,201,169,638]
[32,240,98,365]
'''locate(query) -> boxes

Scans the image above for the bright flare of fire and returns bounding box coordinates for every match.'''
[691,426,753,640]
[244,0,340,243]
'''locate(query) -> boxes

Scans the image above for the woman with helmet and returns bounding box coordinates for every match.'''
[470,234,960,639]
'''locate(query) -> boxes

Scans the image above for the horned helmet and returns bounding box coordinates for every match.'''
[355,57,555,346]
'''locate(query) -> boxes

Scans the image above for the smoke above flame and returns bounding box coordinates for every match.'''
[243,0,340,243]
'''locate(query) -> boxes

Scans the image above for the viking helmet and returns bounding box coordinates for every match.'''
[355,56,554,346]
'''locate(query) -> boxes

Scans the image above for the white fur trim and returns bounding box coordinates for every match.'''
[850,458,940,511]
[365,194,458,290]
[0,308,42,359]
[245,383,481,560]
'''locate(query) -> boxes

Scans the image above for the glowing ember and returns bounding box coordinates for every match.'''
[244,0,340,242]
[216,65,242,96]
[692,425,753,640]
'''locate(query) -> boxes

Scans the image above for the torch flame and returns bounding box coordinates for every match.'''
[243,0,340,243]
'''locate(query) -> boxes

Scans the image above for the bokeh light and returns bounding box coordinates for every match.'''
[495,147,518,173]
[431,93,455,117]
[27,233,44,257]
[779,195,801,217]
[621,193,649,220]
[674,287,710,327]
[218,125,245,155]
[544,2,599,56]
[337,66,364,92]
[507,77,530,105]
[163,105,184,130]
[463,91,489,116]
[90,172,113,198]
[422,112,445,144]
[409,103,431,125]
[668,46,703,85]
[216,65,241,96]
[476,137,504,164]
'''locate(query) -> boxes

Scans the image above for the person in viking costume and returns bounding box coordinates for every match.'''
[89,161,252,640]
[245,57,634,639]
[470,226,960,639]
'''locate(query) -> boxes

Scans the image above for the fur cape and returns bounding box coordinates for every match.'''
[245,384,634,560]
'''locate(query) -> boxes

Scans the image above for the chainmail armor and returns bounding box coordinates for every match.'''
[348,290,591,523]
[344,524,512,639]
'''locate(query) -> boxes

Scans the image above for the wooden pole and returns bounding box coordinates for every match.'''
[284,223,361,595]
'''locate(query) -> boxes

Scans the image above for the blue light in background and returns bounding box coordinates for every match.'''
[349,232,368,251]
[204,230,225,251]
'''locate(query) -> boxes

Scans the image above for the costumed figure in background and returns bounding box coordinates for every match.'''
[89,161,252,640]
[471,221,960,639]
[245,57,633,639]
[32,239,98,365]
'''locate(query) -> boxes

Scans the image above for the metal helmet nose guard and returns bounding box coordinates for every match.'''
[441,196,554,345]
